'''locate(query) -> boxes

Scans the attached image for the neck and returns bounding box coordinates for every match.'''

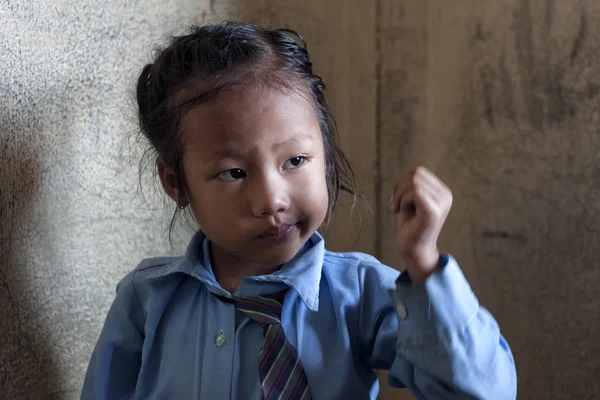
[209,242,282,294]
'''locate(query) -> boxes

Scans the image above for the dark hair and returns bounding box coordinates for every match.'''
[135,21,363,239]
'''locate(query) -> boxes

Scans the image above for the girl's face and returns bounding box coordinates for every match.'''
[173,86,329,270]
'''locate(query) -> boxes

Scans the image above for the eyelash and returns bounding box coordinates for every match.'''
[216,155,309,181]
[216,168,246,181]
[283,155,307,169]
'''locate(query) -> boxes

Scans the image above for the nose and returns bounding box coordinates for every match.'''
[250,172,289,217]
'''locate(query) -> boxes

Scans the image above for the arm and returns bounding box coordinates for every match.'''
[81,271,144,400]
[358,255,516,400]
[386,254,516,399]
[364,167,516,398]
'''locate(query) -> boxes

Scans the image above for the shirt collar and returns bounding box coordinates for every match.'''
[146,229,324,311]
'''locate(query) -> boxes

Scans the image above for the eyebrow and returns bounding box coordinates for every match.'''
[206,149,246,164]
[272,135,313,150]
[207,135,314,163]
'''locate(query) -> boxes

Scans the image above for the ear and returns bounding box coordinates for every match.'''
[157,159,188,207]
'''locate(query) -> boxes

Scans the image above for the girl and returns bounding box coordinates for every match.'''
[82,22,516,399]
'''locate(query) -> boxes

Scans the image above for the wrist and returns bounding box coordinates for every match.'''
[403,250,441,284]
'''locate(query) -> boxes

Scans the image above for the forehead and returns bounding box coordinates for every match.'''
[179,85,321,153]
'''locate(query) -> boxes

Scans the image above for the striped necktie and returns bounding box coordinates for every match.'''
[234,291,312,400]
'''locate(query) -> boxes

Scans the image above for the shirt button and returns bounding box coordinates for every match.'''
[396,303,408,319]
[216,329,226,347]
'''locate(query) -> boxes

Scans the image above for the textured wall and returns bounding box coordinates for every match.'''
[0,1,213,398]
[377,1,600,399]
[1,0,378,398]
[2,0,599,399]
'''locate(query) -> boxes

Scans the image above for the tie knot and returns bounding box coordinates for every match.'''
[234,290,286,325]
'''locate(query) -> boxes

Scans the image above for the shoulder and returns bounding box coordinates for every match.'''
[114,256,189,309]
[322,250,400,290]
[116,256,181,289]
[108,256,193,326]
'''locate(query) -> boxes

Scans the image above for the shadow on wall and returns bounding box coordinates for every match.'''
[0,97,62,398]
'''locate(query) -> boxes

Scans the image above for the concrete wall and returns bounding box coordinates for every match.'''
[0,1,213,398]
[1,0,598,399]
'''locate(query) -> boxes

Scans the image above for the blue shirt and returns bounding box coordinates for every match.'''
[82,230,516,399]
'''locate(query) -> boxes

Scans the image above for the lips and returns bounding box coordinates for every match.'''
[259,223,296,237]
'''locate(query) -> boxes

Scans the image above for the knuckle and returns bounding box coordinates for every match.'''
[415,166,429,179]
[445,188,453,205]
[409,170,420,185]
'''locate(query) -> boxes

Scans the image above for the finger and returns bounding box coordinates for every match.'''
[392,167,434,201]
[391,181,411,213]
[413,180,442,207]
[396,191,417,227]
[417,174,453,214]
[413,185,440,219]
[400,190,416,212]
[391,169,424,212]
[393,177,437,213]
[416,167,451,198]
[391,167,449,212]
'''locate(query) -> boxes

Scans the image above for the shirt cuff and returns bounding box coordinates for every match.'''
[388,254,479,349]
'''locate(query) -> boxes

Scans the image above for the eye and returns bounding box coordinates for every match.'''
[283,156,307,169]
[217,168,247,181]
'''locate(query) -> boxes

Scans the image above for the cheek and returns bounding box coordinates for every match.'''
[187,184,236,223]
[299,165,329,212]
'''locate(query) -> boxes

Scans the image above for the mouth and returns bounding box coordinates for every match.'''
[257,223,298,242]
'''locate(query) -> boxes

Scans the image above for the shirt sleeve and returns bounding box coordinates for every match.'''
[361,254,517,400]
[81,271,144,400]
